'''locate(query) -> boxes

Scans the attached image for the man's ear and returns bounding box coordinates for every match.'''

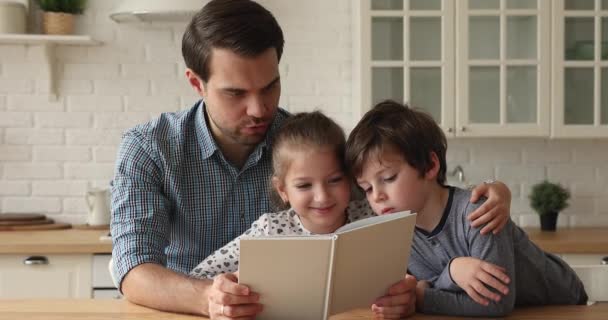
[425,152,441,180]
[185,68,206,96]
[272,176,289,204]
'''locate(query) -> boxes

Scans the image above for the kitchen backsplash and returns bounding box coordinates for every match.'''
[0,0,607,227]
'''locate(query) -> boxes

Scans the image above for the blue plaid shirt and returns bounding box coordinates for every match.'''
[111,100,290,289]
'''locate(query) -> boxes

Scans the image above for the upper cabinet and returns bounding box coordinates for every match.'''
[354,0,607,138]
[456,0,550,137]
[552,0,608,137]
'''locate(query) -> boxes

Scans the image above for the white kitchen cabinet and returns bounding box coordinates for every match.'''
[0,254,92,299]
[456,0,551,137]
[551,0,608,137]
[561,253,608,302]
[355,0,550,137]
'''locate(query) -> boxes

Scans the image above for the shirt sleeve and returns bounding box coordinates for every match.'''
[432,258,460,291]
[421,202,516,317]
[110,130,172,292]
[189,214,272,279]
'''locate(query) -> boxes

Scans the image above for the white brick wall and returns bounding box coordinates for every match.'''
[1,0,607,226]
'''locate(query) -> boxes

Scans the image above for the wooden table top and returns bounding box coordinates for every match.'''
[0,300,606,320]
[0,229,111,254]
[524,227,608,254]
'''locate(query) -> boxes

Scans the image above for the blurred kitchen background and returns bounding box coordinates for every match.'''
[0,0,607,227]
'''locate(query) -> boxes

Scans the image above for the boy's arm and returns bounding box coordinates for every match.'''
[419,210,516,317]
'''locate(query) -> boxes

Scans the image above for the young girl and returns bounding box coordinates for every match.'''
[189,111,374,279]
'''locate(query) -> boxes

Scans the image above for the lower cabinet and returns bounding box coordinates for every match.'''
[560,253,608,302]
[0,254,92,299]
[0,253,118,299]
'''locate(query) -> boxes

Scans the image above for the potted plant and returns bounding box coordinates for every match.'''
[528,180,570,231]
[36,0,86,35]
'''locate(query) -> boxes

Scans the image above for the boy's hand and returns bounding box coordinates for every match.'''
[414,280,429,311]
[371,274,417,319]
[207,272,262,319]
[468,181,511,234]
[449,257,510,306]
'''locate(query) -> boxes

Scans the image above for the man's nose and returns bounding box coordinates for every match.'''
[247,95,266,118]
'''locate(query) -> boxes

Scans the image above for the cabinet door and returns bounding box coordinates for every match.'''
[0,254,92,298]
[552,0,608,137]
[357,0,455,135]
[456,0,550,137]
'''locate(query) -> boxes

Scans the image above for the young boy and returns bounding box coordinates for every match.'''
[345,100,587,317]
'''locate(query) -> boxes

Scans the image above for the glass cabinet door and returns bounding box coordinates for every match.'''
[553,0,608,137]
[362,0,455,135]
[456,0,550,137]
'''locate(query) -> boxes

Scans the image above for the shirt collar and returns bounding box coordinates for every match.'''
[195,100,219,160]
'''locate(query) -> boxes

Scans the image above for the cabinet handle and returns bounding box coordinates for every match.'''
[461,126,466,132]
[447,127,453,133]
[602,256,608,265]
[23,256,49,266]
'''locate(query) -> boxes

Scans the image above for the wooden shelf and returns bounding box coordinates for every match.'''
[0,34,99,45]
[0,34,101,99]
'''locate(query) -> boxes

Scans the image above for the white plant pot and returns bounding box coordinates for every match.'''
[0,1,27,34]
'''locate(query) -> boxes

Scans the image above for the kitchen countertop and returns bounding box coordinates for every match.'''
[0,227,606,255]
[0,300,606,320]
[524,227,608,254]
[0,229,111,254]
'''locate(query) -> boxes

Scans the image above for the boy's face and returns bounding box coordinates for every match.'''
[356,146,433,216]
[274,147,350,234]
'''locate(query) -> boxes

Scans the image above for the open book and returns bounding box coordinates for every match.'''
[239,211,417,320]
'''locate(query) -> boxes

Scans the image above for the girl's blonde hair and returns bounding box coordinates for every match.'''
[270,111,346,210]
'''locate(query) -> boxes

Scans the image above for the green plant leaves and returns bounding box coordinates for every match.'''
[37,0,86,14]
[528,180,570,215]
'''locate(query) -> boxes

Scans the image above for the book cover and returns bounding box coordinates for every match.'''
[239,211,416,320]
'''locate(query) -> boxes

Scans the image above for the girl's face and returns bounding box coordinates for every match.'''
[274,147,351,234]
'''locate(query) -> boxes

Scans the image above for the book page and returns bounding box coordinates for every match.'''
[329,211,417,315]
[239,237,334,320]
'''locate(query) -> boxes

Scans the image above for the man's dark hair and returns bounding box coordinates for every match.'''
[345,100,448,186]
[182,0,285,82]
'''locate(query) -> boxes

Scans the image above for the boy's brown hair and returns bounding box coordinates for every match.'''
[345,100,447,185]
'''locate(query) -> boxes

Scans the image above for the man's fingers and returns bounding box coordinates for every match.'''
[386,276,416,296]
[469,183,489,203]
[215,274,251,296]
[468,199,497,225]
[480,215,502,235]
[222,303,263,318]
[493,217,509,235]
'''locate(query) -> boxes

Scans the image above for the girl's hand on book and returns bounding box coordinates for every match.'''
[371,274,417,319]
[450,257,510,306]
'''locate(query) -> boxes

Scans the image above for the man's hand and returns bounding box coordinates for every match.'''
[371,274,417,319]
[207,273,262,319]
[449,257,510,306]
[468,181,511,234]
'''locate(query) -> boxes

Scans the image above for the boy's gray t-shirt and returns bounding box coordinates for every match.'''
[408,186,587,317]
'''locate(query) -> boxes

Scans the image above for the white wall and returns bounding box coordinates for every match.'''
[0,0,607,227]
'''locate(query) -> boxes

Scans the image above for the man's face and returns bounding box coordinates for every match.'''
[191,47,281,147]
